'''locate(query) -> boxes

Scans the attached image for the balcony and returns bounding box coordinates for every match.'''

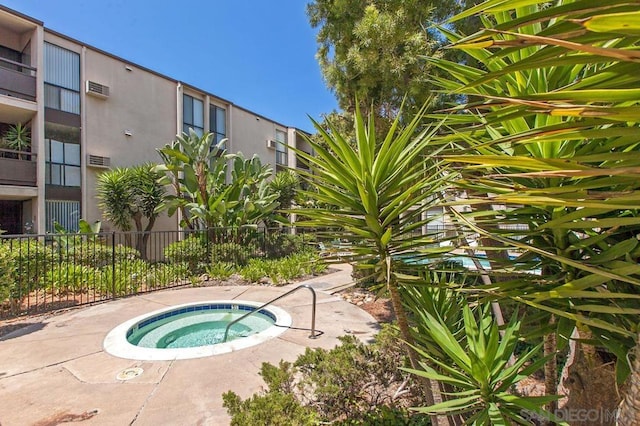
[0,57,36,102]
[0,147,36,186]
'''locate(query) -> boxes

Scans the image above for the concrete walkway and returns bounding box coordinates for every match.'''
[0,265,378,425]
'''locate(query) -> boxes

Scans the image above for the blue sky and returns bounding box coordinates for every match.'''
[3,1,339,132]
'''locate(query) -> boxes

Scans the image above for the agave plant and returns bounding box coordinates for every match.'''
[424,0,640,417]
[3,123,31,160]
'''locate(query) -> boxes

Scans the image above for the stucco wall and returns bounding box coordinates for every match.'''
[81,47,178,231]
[230,106,285,174]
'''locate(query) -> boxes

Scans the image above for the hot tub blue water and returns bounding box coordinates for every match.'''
[127,304,276,349]
[104,300,292,360]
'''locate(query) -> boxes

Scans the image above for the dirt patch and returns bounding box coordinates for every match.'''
[337,288,395,323]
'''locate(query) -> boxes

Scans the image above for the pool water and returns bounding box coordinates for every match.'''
[405,254,540,274]
[128,309,275,349]
[450,256,491,269]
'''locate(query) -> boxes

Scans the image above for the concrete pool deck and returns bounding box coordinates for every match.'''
[0,264,379,425]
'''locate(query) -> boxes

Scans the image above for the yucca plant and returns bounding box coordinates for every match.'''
[406,304,565,425]
[292,102,457,424]
[426,0,640,418]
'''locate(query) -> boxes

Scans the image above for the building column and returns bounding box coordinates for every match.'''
[34,25,45,234]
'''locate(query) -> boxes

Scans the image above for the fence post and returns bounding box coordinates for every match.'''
[263,228,267,258]
[111,231,116,298]
[206,228,210,261]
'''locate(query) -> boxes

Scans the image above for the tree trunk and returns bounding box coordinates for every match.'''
[560,327,620,426]
[132,213,147,260]
[543,317,558,425]
[385,258,455,426]
[140,216,156,261]
[618,333,640,425]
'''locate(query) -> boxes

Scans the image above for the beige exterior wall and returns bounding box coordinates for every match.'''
[229,106,285,173]
[40,32,180,232]
[81,47,178,231]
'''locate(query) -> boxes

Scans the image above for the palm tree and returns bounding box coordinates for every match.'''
[293,103,456,425]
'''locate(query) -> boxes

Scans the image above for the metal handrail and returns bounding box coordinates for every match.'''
[222,284,318,342]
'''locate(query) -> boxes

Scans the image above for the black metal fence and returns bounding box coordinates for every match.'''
[0,227,311,319]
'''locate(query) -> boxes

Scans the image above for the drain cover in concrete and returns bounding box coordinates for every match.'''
[116,367,143,381]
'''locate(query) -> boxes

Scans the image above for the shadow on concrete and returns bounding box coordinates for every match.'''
[0,322,46,341]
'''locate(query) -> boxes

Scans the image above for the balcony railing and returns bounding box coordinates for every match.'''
[0,148,36,186]
[0,57,36,102]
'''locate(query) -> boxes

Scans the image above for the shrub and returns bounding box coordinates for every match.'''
[60,242,140,267]
[276,257,303,284]
[211,242,258,266]
[0,241,18,310]
[163,236,208,272]
[238,253,325,285]
[290,251,326,276]
[4,238,56,291]
[222,389,318,426]
[206,261,236,280]
[144,262,190,289]
[97,259,149,296]
[41,263,96,294]
[223,327,428,424]
[239,260,267,283]
[264,232,306,259]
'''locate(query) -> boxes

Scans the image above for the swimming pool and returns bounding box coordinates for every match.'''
[104,300,292,360]
[404,254,540,274]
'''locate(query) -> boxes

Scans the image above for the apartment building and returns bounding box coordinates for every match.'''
[0,5,312,235]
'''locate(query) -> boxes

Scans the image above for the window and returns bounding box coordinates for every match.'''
[45,123,81,187]
[44,43,80,114]
[275,129,287,167]
[209,104,226,150]
[46,200,80,233]
[183,94,204,136]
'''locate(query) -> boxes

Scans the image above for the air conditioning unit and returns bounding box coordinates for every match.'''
[266,139,277,149]
[87,154,111,168]
[86,80,110,99]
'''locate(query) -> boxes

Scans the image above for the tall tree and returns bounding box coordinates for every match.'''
[307,0,472,120]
